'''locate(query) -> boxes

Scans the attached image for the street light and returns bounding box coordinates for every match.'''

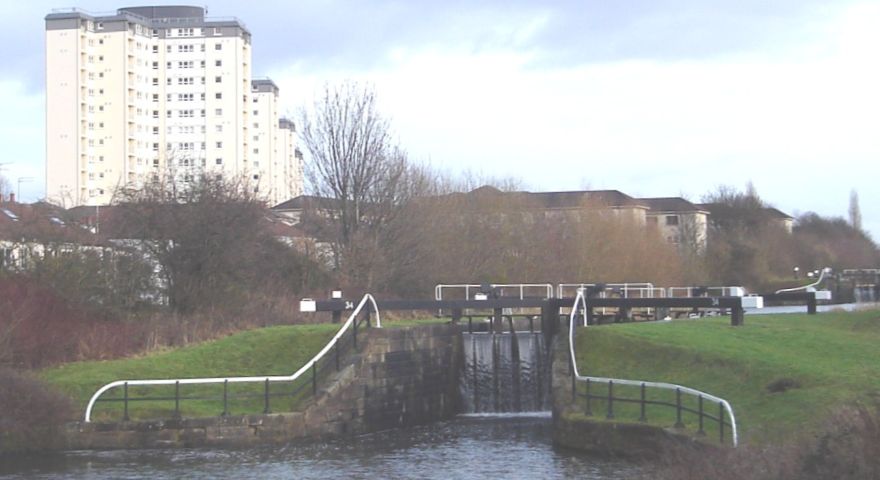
[17,177,34,202]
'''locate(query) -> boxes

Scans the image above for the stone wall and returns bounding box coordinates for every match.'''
[64,324,463,449]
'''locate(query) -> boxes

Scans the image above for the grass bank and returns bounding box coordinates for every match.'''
[40,317,449,422]
[572,309,880,443]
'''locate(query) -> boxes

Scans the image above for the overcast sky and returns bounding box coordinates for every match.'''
[4,1,879,237]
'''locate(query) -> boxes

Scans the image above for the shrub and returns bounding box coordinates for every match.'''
[0,368,72,453]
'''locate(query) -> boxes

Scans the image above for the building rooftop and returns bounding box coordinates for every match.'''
[639,197,709,213]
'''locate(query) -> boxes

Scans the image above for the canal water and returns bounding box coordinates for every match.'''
[0,415,641,479]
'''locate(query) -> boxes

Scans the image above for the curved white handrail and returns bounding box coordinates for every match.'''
[568,289,738,446]
[84,294,381,422]
[775,267,830,294]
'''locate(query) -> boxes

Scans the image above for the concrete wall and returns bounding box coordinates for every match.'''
[63,324,463,449]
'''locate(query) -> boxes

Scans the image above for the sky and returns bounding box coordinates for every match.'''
[3,1,879,237]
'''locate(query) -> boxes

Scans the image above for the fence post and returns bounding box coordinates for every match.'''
[174,381,180,419]
[123,382,130,422]
[585,379,592,416]
[606,381,614,419]
[698,395,705,435]
[222,379,228,417]
[719,402,725,444]
[639,383,646,422]
[675,388,684,428]
[263,378,270,414]
[312,363,317,395]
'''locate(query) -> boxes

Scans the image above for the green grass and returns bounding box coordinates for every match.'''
[571,309,880,443]
[42,324,339,422]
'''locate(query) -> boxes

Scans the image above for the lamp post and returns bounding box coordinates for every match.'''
[17,176,34,203]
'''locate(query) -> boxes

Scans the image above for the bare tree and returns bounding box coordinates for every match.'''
[299,82,416,288]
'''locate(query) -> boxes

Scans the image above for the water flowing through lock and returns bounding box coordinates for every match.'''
[460,331,551,413]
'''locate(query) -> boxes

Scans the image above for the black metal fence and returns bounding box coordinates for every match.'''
[571,377,734,444]
[90,310,374,422]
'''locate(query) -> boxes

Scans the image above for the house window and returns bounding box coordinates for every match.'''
[665,215,679,226]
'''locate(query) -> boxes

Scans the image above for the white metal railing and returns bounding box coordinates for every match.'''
[776,267,830,294]
[435,283,554,301]
[434,283,553,317]
[84,294,380,422]
[557,283,656,299]
[668,286,746,298]
[567,289,739,446]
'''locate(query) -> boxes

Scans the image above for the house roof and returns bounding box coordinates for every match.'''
[0,201,96,244]
[697,203,794,221]
[639,197,709,214]
[526,190,648,209]
[272,195,339,211]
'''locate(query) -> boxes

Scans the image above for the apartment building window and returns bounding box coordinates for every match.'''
[253,148,259,154]
[99,122,104,128]
[178,28,194,37]
[99,72,104,78]
[153,77,159,86]
[253,174,260,180]
[253,123,259,128]
[253,110,258,115]
[215,43,222,50]
[215,76,222,83]
[215,108,222,116]
[179,61,194,69]
[216,141,223,148]
[97,22,104,30]
[665,215,679,226]
[166,110,172,118]
[178,44,194,53]
[152,28,158,37]
[253,135,259,141]
[200,60,206,68]
[201,77,206,85]
[215,60,222,67]
[178,77,194,85]
[213,27,222,36]
[153,143,159,151]
[152,45,158,53]
[200,93,206,101]
[99,39,104,45]
[201,142,206,150]
[167,61,172,69]
[216,125,223,133]
[152,110,159,118]
[178,93,194,102]
[167,45,172,53]
[152,61,158,69]
[98,105,104,112]
[216,158,223,165]
[99,156,104,162]
[200,109,206,118]
[215,92,222,99]
[152,127,159,134]
[88,55,94,63]
[167,94,173,102]
[200,44,206,52]
[181,110,194,118]
[152,94,159,102]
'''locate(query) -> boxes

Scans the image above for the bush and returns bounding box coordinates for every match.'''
[649,404,880,480]
[0,368,72,453]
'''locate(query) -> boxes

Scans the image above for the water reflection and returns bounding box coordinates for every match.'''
[0,415,639,479]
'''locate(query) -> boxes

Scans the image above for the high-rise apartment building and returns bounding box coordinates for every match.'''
[45,6,302,207]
